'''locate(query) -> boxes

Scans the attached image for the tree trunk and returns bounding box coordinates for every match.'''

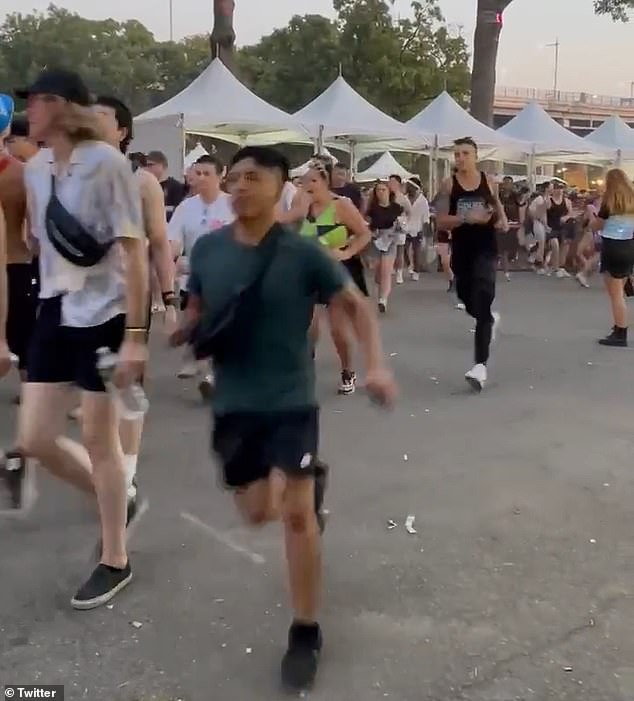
[469,0,514,126]
[210,0,236,72]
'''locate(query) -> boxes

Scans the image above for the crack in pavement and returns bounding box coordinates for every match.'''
[453,593,629,699]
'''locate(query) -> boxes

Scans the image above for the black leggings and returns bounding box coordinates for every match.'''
[453,254,496,365]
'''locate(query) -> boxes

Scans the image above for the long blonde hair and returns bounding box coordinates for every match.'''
[602,168,634,216]
[49,102,104,145]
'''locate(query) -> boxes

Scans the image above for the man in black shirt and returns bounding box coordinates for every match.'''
[145,150,187,222]
[331,163,364,213]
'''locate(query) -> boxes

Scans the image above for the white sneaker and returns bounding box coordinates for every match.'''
[177,362,198,379]
[396,270,404,285]
[536,267,547,276]
[527,254,536,265]
[465,363,487,392]
[575,272,590,288]
[556,268,570,279]
[411,271,420,281]
[455,302,466,311]
[504,272,511,282]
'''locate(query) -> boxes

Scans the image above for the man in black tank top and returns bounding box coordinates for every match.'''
[435,138,508,391]
[546,182,575,278]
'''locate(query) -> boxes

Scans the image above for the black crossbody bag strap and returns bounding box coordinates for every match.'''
[192,225,282,360]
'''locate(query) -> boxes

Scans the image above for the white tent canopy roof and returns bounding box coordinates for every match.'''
[498,101,607,158]
[290,148,338,178]
[584,115,634,158]
[293,75,428,147]
[183,142,208,170]
[356,152,414,182]
[406,91,527,151]
[136,58,306,142]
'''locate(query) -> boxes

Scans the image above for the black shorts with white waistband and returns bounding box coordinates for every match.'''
[213,409,320,489]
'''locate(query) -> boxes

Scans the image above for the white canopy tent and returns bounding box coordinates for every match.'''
[293,75,428,170]
[135,58,308,145]
[497,101,608,163]
[407,91,527,152]
[584,115,634,165]
[290,148,338,178]
[356,152,413,182]
[183,142,209,171]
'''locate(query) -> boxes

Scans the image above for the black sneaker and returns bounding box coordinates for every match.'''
[313,459,329,535]
[281,621,322,691]
[337,370,356,395]
[198,374,214,400]
[0,451,36,514]
[71,562,132,610]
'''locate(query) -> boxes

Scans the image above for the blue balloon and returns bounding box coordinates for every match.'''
[0,94,15,132]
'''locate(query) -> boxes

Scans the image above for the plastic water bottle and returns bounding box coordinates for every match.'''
[96,347,149,420]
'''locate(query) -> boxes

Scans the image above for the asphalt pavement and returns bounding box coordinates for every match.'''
[1,271,634,701]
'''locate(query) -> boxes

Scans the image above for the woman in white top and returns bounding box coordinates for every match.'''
[12,69,149,610]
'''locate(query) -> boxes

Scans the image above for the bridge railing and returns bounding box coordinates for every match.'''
[496,86,634,108]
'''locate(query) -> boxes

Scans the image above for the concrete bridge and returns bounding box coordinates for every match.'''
[493,86,634,136]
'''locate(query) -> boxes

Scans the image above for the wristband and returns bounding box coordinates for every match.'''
[126,327,147,332]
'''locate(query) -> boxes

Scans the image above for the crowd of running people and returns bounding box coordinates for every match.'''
[1,68,633,692]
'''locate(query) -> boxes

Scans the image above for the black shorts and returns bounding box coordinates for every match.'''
[212,408,319,489]
[437,230,450,245]
[7,263,37,370]
[496,228,519,255]
[600,238,634,279]
[342,255,369,296]
[27,297,125,392]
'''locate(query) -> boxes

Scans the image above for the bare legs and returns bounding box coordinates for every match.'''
[18,383,127,567]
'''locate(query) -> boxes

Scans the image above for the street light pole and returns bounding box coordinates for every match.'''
[546,38,560,95]
[169,0,174,41]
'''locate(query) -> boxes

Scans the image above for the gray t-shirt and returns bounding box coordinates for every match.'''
[188,224,348,414]
[25,142,144,327]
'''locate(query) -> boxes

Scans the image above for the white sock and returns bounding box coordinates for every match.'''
[124,454,138,493]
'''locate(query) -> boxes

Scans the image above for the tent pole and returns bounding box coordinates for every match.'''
[317,125,324,155]
[179,112,186,176]
[350,141,357,177]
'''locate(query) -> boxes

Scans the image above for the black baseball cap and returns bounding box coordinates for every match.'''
[16,69,92,106]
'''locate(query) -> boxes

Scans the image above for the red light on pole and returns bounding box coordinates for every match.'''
[496,11,504,26]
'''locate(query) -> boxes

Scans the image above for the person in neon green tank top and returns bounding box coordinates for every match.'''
[301,156,372,395]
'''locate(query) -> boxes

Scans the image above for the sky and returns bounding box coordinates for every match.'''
[1,0,632,96]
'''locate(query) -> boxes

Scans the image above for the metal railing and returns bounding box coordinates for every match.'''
[495,86,634,108]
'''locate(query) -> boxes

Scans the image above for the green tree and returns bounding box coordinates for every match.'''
[236,14,342,112]
[470,0,633,125]
[237,0,470,118]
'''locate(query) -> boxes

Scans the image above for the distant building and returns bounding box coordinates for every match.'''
[493,87,634,137]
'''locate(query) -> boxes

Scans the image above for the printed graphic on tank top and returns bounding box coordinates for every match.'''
[449,172,497,264]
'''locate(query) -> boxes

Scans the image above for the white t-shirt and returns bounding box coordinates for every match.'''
[25,141,144,327]
[406,193,430,235]
[168,192,234,288]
